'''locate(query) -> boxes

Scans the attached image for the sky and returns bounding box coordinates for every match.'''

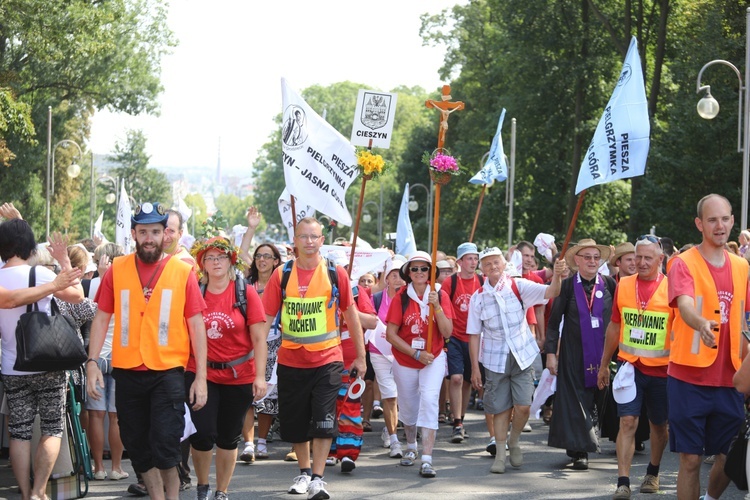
[89,0,463,175]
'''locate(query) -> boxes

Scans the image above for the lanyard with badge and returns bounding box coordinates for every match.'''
[630,273,664,341]
[578,272,602,329]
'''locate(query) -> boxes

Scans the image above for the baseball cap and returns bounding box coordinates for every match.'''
[131,202,168,227]
[612,362,636,404]
[456,242,479,260]
[479,247,504,260]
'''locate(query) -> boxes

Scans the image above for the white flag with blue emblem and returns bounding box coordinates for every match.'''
[396,183,417,257]
[575,37,650,194]
[115,184,132,254]
[470,109,508,185]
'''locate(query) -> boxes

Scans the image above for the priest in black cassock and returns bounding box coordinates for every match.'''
[545,239,616,470]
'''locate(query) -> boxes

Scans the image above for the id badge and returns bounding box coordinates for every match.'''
[411,337,426,350]
[630,328,645,341]
[590,317,600,329]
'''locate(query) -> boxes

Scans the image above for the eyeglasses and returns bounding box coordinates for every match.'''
[575,254,600,262]
[255,253,276,260]
[204,255,229,263]
[410,266,430,273]
[637,234,662,247]
[439,268,453,274]
[296,234,322,241]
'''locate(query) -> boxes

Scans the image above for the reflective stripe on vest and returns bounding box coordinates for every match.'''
[617,274,672,365]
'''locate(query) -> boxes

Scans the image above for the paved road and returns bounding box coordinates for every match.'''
[0,408,747,499]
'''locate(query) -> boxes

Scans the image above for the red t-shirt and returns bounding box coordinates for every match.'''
[523,272,544,326]
[441,275,482,342]
[186,283,266,385]
[386,287,454,369]
[339,285,376,366]
[611,276,667,377]
[261,263,353,369]
[667,254,747,387]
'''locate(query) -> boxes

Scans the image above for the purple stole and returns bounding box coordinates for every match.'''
[574,273,605,389]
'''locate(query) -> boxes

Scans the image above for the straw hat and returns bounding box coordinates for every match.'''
[564,239,611,270]
[609,242,635,266]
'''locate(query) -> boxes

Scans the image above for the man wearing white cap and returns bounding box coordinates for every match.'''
[442,242,484,443]
[545,239,616,470]
[467,247,566,474]
[597,236,672,499]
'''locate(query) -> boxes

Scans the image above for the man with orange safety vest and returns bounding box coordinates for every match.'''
[86,202,208,500]
[667,194,750,500]
[598,236,673,499]
[259,217,366,500]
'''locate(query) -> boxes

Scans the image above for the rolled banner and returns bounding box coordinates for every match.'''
[347,377,366,400]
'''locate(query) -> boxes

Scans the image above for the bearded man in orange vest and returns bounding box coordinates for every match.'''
[259,217,366,500]
[598,236,673,499]
[86,202,208,500]
[667,194,749,500]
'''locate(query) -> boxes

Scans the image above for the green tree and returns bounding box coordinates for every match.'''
[109,130,171,207]
[215,193,254,227]
[184,193,208,236]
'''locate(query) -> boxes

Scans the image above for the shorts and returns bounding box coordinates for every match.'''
[113,368,186,472]
[667,376,744,456]
[447,337,472,380]
[185,371,253,451]
[277,362,343,443]
[2,371,66,441]
[482,355,534,415]
[364,350,376,381]
[616,365,668,424]
[85,373,117,413]
[254,336,281,415]
[370,352,397,399]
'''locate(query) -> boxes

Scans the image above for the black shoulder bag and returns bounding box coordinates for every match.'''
[13,266,87,372]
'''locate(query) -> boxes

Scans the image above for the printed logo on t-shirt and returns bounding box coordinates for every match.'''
[405,311,424,335]
[718,290,733,324]
[456,293,471,312]
[203,311,236,340]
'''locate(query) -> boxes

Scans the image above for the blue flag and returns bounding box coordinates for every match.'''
[396,183,417,257]
[470,109,508,185]
[575,37,650,194]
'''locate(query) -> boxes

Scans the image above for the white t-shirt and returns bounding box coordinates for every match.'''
[88,276,112,361]
[0,264,56,375]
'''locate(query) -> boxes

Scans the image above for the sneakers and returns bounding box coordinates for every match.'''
[340,456,355,473]
[704,455,716,464]
[307,477,330,500]
[109,469,129,480]
[419,462,437,478]
[288,473,311,494]
[372,405,384,418]
[522,422,532,432]
[197,484,212,500]
[93,470,107,480]
[127,481,148,497]
[508,444,523,467]
[256,444,269,460]
[612,485,631,499]
[450,425,465,443]
[324,457,337,466]
[572,452,589,470]
[486,438,497,456]
[240,443,255,463]
[381,427,390,448]
[476,399,484,411]
[640,474,659,493]
[389,441,403,459]
[213,492,228,500]
[285,449,298,462]
[400,449,417,466]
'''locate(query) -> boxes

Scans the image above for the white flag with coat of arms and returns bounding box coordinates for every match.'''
[470,108,508,184]
[280,78,358,226]
[115,184,132,254]
[575,37,650,194]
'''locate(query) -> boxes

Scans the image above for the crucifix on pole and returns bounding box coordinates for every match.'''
[424,85,464,351]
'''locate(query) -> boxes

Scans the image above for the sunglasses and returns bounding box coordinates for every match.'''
[637,234,662,247]
[409,266,430,273]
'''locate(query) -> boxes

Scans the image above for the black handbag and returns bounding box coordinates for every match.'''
[725,400,750,491]
[13,266,87,372]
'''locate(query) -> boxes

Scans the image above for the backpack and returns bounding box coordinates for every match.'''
[279,258,341,326]
[474,276,524,310]
[200,275,248,320]
[372,290,384,314]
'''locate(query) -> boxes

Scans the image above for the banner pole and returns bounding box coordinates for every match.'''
[290,195,297,234]
[560,189,587,257]
[469,184,487,243]
[347,139,373,277]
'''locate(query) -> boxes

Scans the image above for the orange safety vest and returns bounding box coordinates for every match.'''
[670,247,748,369]
[617,274,672,366]
[111,255,192,370]
[279,259,340,351]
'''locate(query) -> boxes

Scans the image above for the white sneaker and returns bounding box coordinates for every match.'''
[389,441,403,458]
[381,427,390,448]
[240,443,255,463]
[307,477,330,500]
[523,422,532,432]
[287,473,311,494]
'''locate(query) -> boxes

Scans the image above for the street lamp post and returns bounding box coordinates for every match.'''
[409,183,432,248]
[695,7,750,230]
[90,174,118,237]
[47,134,83,240]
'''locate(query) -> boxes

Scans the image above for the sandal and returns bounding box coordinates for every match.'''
[362,420,372,432]
[438,412,447,424]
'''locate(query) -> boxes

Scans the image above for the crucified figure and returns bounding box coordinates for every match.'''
[425,85,465,150]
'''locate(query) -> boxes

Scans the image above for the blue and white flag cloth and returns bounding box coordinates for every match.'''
[575,37,650,194]
[115,184,132,254]
[470,108,508,184]
[396,183,417,257]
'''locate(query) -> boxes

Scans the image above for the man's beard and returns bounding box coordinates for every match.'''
[136,240,162,264]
